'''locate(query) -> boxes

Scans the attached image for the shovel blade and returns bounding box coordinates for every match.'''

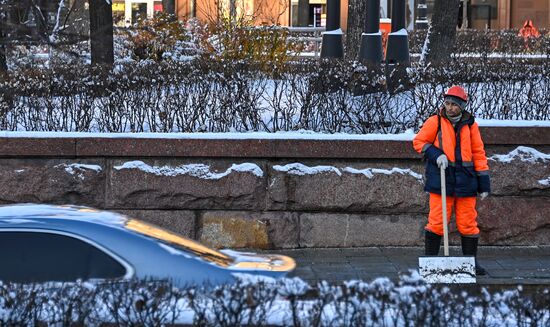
[419,256,476,284]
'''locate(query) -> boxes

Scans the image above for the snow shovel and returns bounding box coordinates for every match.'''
[418,165,476,283]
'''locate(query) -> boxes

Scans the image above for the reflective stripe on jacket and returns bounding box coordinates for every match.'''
[413,110,491,197]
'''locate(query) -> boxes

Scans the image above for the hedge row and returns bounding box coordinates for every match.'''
[0,56,548,133]
[1,273,549,326]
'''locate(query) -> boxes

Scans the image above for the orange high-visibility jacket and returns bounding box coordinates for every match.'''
[413,110,490,197]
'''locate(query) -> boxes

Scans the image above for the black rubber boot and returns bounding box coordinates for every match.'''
[425,230,442,256]
[461,236,486,275]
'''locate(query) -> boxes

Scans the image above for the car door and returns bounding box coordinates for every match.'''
[0,230,132,283]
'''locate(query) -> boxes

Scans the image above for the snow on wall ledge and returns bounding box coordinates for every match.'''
[489,146,550,163]
[273,163,423,181]
[54,163,103,180]
[113,161,264,179]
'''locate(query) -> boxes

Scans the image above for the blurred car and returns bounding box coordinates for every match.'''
[0,204,295,286]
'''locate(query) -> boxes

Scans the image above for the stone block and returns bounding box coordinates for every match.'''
[299,213,425,247]
[197,211,299,249]
[0,138,75,157]
[489,151,550,196]
[0,159,105,207]
[268,162,428,213]
[76,138,275,157]
[116,209,196,239]
[106,160,266,210]
[477,197,550,245]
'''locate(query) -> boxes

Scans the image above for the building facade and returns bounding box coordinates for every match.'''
[112,0,164,26]
[116,0,548,30]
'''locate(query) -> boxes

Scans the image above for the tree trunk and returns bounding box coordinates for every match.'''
[0,42,6,72]
[345,0,367,60]
[89,0,114,66]
[229,0,236,20]
[162,0,176,16]
[0,44,7,73]
[421,0,459,65]
[0,7,7,73]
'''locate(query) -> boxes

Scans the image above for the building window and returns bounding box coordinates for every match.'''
[290,0,326,27]
[113,1,126,26]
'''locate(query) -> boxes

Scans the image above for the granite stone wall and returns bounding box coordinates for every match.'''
[0,127,549,249]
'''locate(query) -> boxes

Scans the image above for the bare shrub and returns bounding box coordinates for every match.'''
[0,49,548,134]
[0,275,549,326]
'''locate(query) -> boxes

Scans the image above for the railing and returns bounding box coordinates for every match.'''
[286,26,325,58]
[242,25,325,59]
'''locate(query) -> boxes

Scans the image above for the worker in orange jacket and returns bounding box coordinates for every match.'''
[413,85,491,275]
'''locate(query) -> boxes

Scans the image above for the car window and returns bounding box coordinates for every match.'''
[0,231,127,283]
[125,219,233,267]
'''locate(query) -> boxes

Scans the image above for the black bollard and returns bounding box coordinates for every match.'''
[358,0,383,64]
[320,0,344,59]
[385,0,409,65]
[385,0,411,93]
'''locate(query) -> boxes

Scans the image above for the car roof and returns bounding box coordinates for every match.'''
[0,204,128,227]
[0,203,235,269]
[0,204,294,284]
[0,204,243,284]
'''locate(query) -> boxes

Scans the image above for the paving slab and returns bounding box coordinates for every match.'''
[352,264,399,273]
[496,258,544,269]
[260,246,550,286]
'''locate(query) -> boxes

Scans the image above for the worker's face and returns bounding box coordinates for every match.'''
[444,100,462,117]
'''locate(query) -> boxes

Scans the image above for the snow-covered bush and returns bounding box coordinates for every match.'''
[409,28,550,55]
[196,15,303,73]
[94,279,184,325]
[0,53,548,133]
[1,274,549,326]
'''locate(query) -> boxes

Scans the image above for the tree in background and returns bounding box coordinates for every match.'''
[162,0,176,17]
[89,0,113,65]
[0,5,6,72]
[0,0,61,72]
[421,0,460,65]
[0,0,114,70]
[345,0,367,60]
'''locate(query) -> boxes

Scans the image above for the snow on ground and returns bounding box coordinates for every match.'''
[489,146,550,163]
[113,161,264,178]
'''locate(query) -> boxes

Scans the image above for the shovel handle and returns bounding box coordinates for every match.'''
[441,165,449,256]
